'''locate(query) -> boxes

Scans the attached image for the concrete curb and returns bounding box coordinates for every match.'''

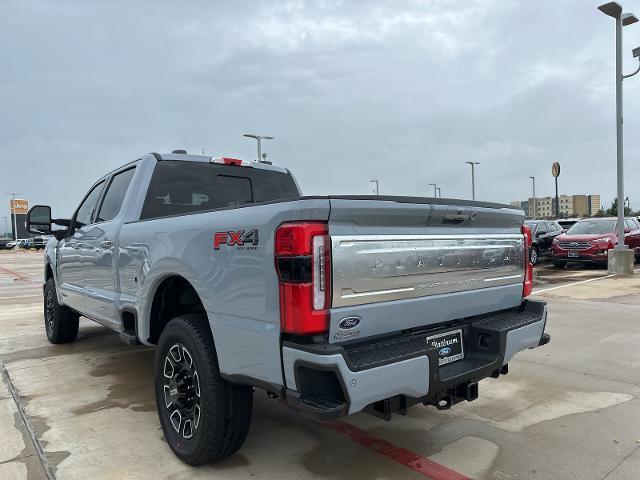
[0,360,56,480]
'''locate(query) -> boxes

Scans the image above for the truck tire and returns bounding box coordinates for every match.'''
[44,278,79,344]
[154,315,253,465]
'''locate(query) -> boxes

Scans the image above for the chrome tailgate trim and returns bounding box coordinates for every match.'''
[331,234,525,308]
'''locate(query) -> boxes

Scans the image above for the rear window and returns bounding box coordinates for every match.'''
[140,161,300,220]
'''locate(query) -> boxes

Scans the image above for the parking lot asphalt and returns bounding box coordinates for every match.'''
[1,252,639,480]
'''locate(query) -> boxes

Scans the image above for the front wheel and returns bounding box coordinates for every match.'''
[154,315,253,465]
[43,278,79,343]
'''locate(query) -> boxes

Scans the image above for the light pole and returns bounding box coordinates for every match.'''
[242,134,273,163]
[5,193,23,246]
[370,180,379,195]
[428,183,437,197]
[598,2,639,273]
[528,177,536,219]
[2,216,7,238]
[436,187,441,198]
[465,161,480,200]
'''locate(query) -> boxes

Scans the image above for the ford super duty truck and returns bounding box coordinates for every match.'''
[27,151,550,465]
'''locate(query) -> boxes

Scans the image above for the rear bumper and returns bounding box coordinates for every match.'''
[283,299,548,420]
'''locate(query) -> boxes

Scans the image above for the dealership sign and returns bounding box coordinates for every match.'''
[10,199,28,215]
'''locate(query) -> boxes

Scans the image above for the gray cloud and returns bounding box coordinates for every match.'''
[2,0,640,223]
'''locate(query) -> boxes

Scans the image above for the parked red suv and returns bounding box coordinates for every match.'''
[551,217,640,267]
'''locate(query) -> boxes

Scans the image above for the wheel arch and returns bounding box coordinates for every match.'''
[145,274,212,346]
[45,263,54,282]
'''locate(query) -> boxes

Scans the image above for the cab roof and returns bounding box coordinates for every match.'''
[155,152,289,174]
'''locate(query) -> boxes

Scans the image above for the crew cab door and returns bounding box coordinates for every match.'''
[82,166,136,326]
[57,180,106,312]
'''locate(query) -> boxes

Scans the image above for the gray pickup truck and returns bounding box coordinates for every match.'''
[27,151,549,465]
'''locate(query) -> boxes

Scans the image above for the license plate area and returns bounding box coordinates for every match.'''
[426,329,464,366]
[568,251,579,258]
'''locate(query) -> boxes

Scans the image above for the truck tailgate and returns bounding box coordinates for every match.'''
[327,197,526,342]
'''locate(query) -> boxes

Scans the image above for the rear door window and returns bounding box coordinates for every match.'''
[536,223,547,235]
[74,181,106,228]
[96,167,136,222]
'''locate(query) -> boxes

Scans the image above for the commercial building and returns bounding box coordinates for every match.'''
[511,194,601,219]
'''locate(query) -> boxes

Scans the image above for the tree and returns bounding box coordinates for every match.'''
[606,198,632,217]
[593,209,606,217]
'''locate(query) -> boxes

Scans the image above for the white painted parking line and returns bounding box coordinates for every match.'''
[534,268,640,294]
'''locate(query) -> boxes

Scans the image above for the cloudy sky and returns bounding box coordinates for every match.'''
[2,0,640,226]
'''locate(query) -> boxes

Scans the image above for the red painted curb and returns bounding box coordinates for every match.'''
[322,419,472,480]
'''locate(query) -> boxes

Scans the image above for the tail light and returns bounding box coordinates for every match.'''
[275,222,331,335]
[522,224,533,297]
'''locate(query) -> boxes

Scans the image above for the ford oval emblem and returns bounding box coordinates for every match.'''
[338,316,361,329]
[439,347,451,356]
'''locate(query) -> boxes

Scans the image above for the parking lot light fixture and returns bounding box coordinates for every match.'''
[428,183,437,198]
[5,192,23,245]
[598,2,639,273]
[528,177,536,219]
[370,179,379,195]
[242,134,274,163]
[465,162,480,200]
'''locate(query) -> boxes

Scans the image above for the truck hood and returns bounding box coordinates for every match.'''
[556,233,617,242]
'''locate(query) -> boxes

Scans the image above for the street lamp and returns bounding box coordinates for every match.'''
[465,162,480,200]
[528,177,536,219]
[4,193,23,246]
[370,179,379,195]
[242,134,273,163]
[428,183,437,197]
[598,2,639,273]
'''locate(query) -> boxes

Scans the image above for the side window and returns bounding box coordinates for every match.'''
[536,223,547,235]
[74,181,106,229]
[96,168,136,222]
[625,219,635,231]
[546,221,556,232]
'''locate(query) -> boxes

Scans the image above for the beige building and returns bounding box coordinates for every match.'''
[519,194,601,218]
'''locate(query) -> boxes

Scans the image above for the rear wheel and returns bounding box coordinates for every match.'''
[530,246,539,265]
[154,315,253,465]
[43,278,79,343]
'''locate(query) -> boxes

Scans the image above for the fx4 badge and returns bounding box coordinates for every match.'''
[214,229,259,250]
